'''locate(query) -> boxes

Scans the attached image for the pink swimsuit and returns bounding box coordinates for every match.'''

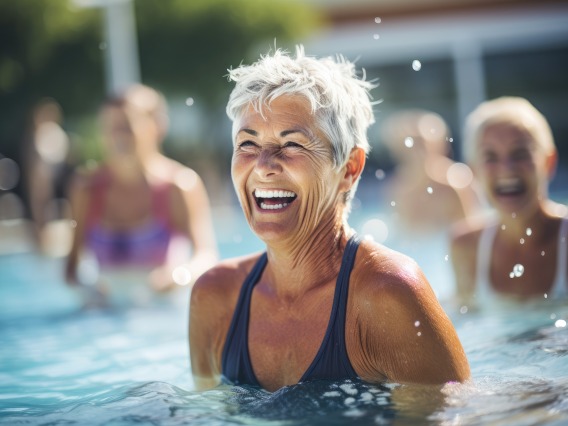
[85,171,174,267]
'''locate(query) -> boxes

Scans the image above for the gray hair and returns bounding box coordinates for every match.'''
[226,45,377,169]
[463,96,555,165]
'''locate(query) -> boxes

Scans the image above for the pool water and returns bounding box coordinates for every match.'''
[1,204,568,425]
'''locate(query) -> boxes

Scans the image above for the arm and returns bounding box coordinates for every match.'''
[65,172,90,285]
[352,255,470,385]
[153,169,218,290]
[188,271,224,390]
[449,226,478,309]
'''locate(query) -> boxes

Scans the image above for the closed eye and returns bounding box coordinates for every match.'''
[237,140,258,149]
[283,141,303,149]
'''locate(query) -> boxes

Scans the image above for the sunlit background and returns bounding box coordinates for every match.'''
[1,0,567,254]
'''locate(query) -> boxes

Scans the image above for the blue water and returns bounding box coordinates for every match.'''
[1,200,568,425]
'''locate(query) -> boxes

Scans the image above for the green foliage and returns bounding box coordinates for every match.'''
[0,0,324,167]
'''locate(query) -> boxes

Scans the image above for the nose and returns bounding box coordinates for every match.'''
[254,148,282,178]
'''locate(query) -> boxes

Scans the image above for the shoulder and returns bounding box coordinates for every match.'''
[190,253,263,312]
[351,239,432,308]
[68,164,105,195]
[449,213,490,256]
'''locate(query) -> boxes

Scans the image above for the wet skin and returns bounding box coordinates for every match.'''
[190,95,470,392]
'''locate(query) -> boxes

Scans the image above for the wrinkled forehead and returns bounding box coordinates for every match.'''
[232,95,318,142]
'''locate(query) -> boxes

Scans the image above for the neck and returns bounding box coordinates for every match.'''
[498,200,560,244]
[264,210,352,301]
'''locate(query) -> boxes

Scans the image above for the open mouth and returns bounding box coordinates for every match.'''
[254,189,297,210]
[494,177,526,197]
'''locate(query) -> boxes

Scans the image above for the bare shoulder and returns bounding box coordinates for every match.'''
[190,252,264,312]
[351,239,431,303]
[348,239,471,384]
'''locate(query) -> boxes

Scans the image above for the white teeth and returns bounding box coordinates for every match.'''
[260,202,289,210]
[254,189,296,198]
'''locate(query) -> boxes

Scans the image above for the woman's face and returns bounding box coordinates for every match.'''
[231,95,348,244]
[475,122,548,217]
[100,104,159,161]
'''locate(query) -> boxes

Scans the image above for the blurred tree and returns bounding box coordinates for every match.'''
[0,0,325,213]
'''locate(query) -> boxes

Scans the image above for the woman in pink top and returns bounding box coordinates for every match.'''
[65,84,218,306]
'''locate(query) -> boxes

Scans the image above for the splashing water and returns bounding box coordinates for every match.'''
[512,264,525,278]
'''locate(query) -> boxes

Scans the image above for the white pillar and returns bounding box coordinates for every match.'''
[452,39,486,158]
[103,0,140,95]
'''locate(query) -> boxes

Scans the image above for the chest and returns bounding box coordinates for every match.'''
[99,186,155,228]
[489,236,560,297]
[246,285,335,390]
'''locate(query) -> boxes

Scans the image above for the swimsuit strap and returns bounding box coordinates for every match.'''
[299,234,360,382]
[221,253,267,386]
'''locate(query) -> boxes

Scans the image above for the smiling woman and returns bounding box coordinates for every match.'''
[189,46,470,393]
[450,96,568,308]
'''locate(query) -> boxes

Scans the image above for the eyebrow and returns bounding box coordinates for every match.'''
[236,127,315,140]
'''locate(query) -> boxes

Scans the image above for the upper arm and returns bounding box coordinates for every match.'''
[171,169,217,255]
[354,259,470,385]
[65,173,91,282]
[189,276,222,390]
[449,226,478,306]
[189,263,243,390]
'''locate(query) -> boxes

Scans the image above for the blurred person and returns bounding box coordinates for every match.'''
[379,109,482,303]
[381,109,481,234]
[450,96,568,309]
[65,84,218,307]
[189,46,470,392]
[22,98,75,257]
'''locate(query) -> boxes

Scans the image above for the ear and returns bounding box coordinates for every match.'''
[545,150,558,181]
[339,147,366,193]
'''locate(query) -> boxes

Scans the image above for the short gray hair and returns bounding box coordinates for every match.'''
[226,45,377,169]
[463,96,555,165]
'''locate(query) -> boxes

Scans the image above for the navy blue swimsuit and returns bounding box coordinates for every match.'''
[221,235,361,387]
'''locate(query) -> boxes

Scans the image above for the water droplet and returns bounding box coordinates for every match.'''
[374,17,382,23]
[390,201,396,207]
[541,251,546,256]
[447,137,454,143]
[414,321,420,327]
[361,218,389,244]
[417,331,422,336]
[520,238,525,245]
[404,136,414,148]
[512,212,517,219]
[544,293,548,299]
[501,224,506,230]
[555,319,567,328]
[447,163,473,189]
[513,263,524,277]
[412,60,422,71]
[373,34,380,40]
[185,97,194,106]
[375,169,385,180]
[426,186,433,194]
[509,272,515,278]
[551,313,557,320]
[460,305,468,314]
[526,228,532,236]
[444,254,449,261]
[172,266,192,286]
